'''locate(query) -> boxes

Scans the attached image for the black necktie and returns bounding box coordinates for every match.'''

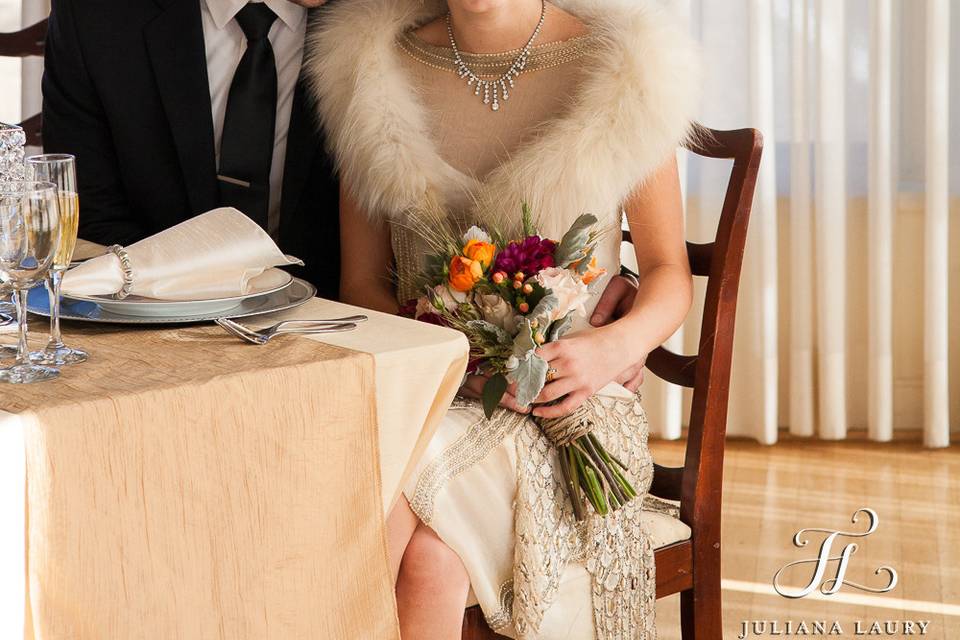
[218,3,278,230]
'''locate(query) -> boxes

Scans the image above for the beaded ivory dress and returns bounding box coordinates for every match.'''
[396,34,663,640]
[305,2,701,638]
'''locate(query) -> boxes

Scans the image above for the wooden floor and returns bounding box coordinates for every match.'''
[650,435,960,639]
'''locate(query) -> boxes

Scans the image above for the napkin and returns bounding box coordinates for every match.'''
[61,208,303,301]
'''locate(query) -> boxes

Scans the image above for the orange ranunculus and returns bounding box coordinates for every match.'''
[449,256,484,292]
[463,239,496,269]
[580,257,607,285]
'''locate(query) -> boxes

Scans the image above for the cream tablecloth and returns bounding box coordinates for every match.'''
[0,297,468,639]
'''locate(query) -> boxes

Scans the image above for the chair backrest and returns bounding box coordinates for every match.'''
[637,126,762,539]
[0,19,49,147]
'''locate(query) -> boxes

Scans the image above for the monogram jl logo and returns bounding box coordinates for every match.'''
[772,508,899,599]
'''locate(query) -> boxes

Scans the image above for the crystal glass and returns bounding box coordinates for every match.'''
[0,181,61,384]
[0,123,26,186]
[0,125,26,359]
[25,154,87,365]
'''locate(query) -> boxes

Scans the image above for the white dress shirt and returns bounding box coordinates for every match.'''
[201,0,307,239]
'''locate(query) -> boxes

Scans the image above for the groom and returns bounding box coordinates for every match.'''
[42,0,338,297]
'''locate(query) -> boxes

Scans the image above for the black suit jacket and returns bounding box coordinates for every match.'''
[41,0,340,299]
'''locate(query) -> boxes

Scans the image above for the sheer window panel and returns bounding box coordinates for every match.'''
[645,0,957,447]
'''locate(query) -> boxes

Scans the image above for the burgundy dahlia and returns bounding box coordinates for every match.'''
[398,299,418,318]
[493,235,557,277]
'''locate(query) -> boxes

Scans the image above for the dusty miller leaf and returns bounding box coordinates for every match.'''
[529,293,559,325]
[575,245,596,275]
[467,319,513,347]
[554,214,599,267]
[512,318,538,358]
[547,313,574,342]
[509,353,549,408]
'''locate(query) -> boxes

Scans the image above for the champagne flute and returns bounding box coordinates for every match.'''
[0,282,14,360]
[0,181,61,384]
[25,154,88,365]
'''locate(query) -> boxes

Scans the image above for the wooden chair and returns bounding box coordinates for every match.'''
[0,19,49,147]
[461,125,763,640]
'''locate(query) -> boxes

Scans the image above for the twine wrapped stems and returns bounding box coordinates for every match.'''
[538,397,637,520]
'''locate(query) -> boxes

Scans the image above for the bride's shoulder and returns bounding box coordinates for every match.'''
[541,3,589,43]
[410,17,446,47]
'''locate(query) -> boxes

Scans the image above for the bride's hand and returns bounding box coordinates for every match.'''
[532,329,640,419]
[458,374,531,414]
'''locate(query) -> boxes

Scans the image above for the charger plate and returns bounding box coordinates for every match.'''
[26,278,317,325]
[63,269,294,318]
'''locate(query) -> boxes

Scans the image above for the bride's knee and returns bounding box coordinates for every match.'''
[398,525,469,592]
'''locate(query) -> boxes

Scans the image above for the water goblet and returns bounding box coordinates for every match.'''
[25,154,87,365]
[0,181,62,384]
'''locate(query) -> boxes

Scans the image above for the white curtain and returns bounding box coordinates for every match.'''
[643,0,958,448]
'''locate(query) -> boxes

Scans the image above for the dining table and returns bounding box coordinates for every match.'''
[0,290,469,639]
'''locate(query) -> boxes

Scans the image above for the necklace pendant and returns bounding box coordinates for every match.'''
[446,0,546,115]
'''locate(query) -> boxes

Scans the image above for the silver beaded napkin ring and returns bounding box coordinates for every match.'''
[106,244,134,300]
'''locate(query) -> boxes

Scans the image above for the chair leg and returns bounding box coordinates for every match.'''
[679,578,723,640]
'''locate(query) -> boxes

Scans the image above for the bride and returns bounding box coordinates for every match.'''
[307,0,700,637]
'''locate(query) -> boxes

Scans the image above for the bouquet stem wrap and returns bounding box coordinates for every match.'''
[538,397,637,520]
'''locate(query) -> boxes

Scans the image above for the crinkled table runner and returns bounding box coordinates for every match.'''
[1,324,398,639]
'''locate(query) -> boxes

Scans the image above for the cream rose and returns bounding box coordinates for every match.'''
[430,284,468,311]
[536,267,592,322]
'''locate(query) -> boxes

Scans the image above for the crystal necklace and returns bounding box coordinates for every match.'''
[446,2,547,112]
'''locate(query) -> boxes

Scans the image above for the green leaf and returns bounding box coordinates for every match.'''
[482,374,509,419]
[554,213,599,267]
[510,352,549,407]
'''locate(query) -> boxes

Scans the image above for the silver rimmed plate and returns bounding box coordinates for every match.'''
[63,269,294,318]
[27,278,317,325]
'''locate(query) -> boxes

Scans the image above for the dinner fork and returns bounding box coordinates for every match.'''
[215,317,363,345]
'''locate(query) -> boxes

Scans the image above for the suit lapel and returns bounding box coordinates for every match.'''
[144,0,219,215]
[279,79,321,228]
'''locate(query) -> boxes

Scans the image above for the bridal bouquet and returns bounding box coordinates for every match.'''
[401,205,636,519]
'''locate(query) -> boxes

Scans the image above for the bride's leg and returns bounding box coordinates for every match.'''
[387,497,421,582]
[396,523,470,639]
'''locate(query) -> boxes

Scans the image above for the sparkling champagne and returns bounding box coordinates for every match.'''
[53,191,79,269]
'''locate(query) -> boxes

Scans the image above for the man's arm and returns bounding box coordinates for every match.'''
[42,0,146,244]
